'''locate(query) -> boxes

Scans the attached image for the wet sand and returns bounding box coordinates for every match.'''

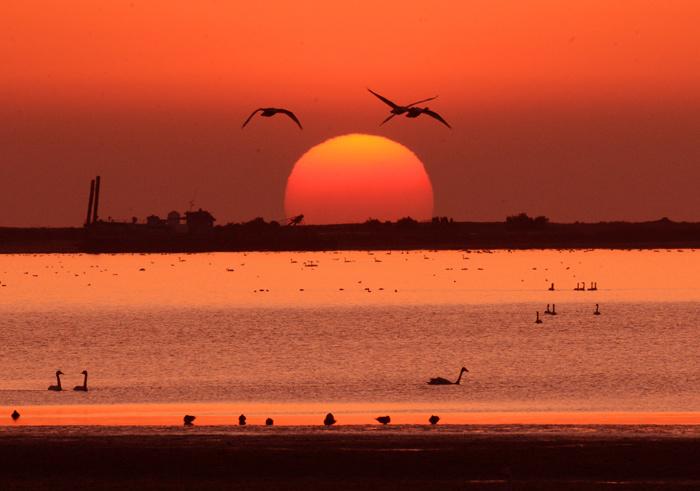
[1,426,699,490]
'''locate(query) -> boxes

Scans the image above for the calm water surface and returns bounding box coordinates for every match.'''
[1,250,699,425]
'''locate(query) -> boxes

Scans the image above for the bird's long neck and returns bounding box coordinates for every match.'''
[82,373,88,388]
[455,370,465,384]
[56,373,62,389]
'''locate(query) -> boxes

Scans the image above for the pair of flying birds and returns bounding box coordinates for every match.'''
[241,89,451,130]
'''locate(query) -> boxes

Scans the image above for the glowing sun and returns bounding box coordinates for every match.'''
[285,134,434,224]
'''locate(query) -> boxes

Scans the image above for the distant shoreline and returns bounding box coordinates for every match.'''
[2,218,700,253]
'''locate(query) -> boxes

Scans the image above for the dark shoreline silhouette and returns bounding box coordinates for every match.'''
[2,216,700,253]
[0,429,698,489]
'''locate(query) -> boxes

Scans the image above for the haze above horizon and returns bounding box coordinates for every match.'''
[1,1,699,227]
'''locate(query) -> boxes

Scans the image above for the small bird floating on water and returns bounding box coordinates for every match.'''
[428,415,440,425]
[265,417,274,426]
[324,413,336,426]
[11,410,20,421]
[242,108,303,129]
[239,414,247,426]
[427,367,469,385]
[183,415,196,426]
[375,416,391,425]
[73,370,88,392]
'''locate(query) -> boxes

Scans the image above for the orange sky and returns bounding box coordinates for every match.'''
[1,1,700,226]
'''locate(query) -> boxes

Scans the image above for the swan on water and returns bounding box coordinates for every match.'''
[73,370,88,392]
[427,367,469,385]
[48,370,64,391]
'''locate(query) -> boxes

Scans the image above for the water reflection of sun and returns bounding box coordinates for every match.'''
[285,134,434,224]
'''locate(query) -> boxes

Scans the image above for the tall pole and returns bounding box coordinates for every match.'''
[85,179,95,226]
[92,175,101,224]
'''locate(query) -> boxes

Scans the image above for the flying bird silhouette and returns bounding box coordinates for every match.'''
[405,107,452,128]
[368,88,438,125]
[242,108,303,129]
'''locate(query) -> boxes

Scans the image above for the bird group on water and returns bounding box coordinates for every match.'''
[202,366,465,426]
[178,412,443,428]
[241,89,451,129]
[12,366,468,427]
[536,282,603,324]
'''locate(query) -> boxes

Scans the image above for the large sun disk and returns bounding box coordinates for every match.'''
[285,134,434,224]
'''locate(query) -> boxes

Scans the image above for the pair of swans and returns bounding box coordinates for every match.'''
[48,370,88,392]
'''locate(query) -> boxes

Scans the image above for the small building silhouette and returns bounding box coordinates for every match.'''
[185,209,215,233]
[146,215,164,227]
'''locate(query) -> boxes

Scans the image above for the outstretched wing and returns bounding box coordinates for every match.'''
[379,113,397,126]
[422,109,451,128]
[278,109,303,129]
[406,95,438,108]
[241,108,263,128]
[367,88,399,109]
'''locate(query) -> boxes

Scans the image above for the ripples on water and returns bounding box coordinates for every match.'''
[1,250,699,423]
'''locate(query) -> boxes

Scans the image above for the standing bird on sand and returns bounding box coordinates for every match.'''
[427,367,469,385]
[238,414,247,426]
[48,370,64,391]
[11,410,20,421]
[183,415,196,426]
[428,415,440,425]
[375,416,391,425]
[74,370,89,392]
[242,108,303,129]
[367,88,438,125]
[324,413,336,426]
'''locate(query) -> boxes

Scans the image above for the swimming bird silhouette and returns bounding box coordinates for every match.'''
[535,312,543,324]
[427,367,469,385]
[48,370,64,391]
[405,106,451,128]
[428,415,440,425]
[367,88,438,125]
[239,414,247,426]
[183,415,196,426]
[594,304,601,315]
[265,417,274,426]
[11,410,20,421]
[242,108,302,129]
[375,415,391,425]
[73,370,88,392]
[324,413,336,426]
